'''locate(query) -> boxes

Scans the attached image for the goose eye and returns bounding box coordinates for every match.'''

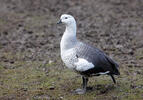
[65,17,68,19]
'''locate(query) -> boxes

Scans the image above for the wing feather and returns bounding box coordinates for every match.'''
[75,42,120,75]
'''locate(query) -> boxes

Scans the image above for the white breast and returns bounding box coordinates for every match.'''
[61,49,77,69]
[74,58,94,72]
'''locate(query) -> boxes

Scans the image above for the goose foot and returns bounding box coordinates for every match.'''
[74,88,86,94]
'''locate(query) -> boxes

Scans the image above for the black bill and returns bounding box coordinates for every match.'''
[57,19,62,24]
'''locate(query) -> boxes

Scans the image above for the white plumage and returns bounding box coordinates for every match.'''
[74,58,94,72]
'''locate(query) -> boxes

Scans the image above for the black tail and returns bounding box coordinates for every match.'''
[105,56,120,75]
[110,74,116,84]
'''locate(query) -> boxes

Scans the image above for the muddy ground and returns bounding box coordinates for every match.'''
[0,0,143,100]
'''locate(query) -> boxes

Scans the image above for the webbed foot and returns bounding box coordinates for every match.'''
[74,88,86,94]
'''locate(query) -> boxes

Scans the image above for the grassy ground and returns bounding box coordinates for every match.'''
[0,51,143,100]
[0,0,143,100]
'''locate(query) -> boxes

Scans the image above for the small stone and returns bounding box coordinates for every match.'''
[60,96,63,99]
[46,73,49,76]
[34,95,50,99]
[28,31,33,34]
[136,71,141,74]
[10,60,15,64]
[21,88,28,91]
[49,60,53,64]
[129,51,134,55]
[139,56,143,60]
[49,86,55,90]
[128,64,133,68]
[18,24,23,27]
[3,31,8,35]
[116,44,123,49]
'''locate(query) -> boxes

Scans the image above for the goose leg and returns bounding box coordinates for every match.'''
[110,74,116,84]
[75,76,88,94]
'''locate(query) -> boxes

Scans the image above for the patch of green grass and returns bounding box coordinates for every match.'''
[0,51,143,100]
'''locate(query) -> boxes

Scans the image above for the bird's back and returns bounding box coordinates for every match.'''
[75,42,120,76]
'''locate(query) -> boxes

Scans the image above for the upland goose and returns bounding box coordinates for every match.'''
[57,14,120,94]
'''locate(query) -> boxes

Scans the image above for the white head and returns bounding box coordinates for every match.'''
[57,14,76,26]
[59,14,77,52]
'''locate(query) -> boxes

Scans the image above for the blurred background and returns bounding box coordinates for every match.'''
[0,0,143,100]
